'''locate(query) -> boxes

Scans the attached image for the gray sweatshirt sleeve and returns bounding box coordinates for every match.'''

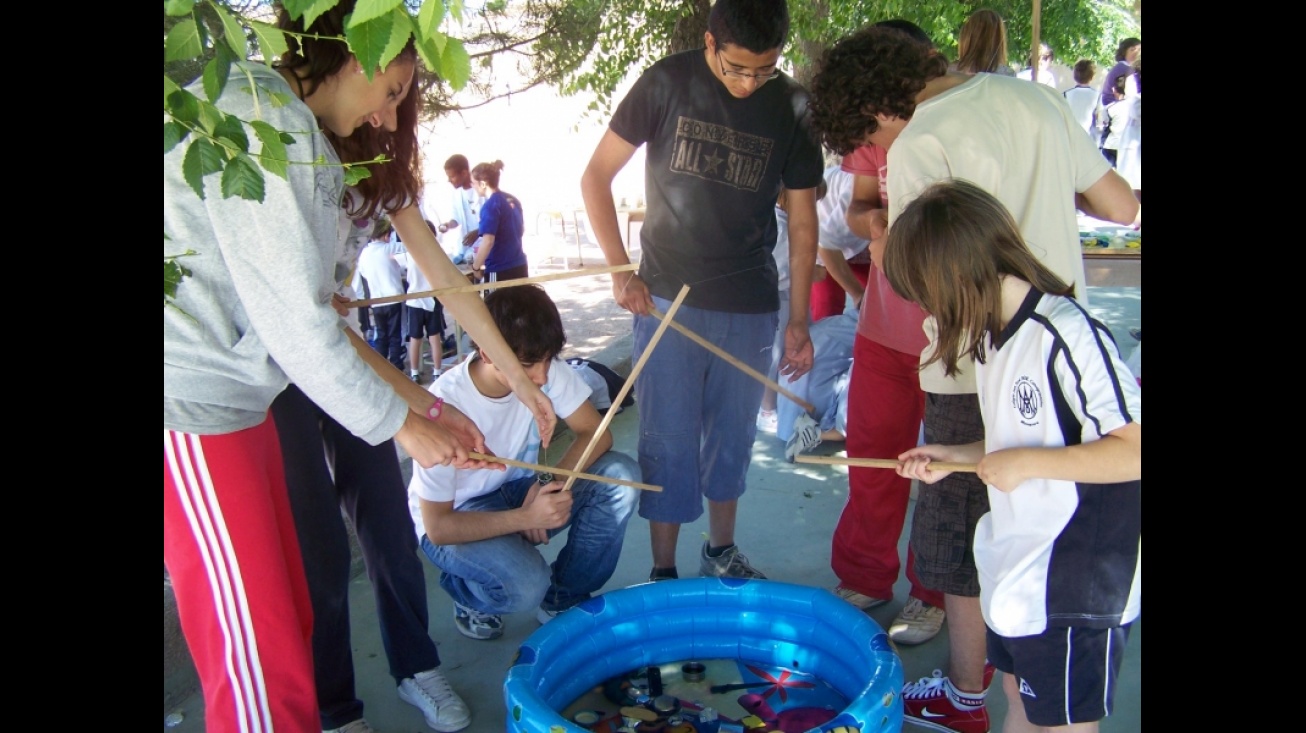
[164,64,407,444]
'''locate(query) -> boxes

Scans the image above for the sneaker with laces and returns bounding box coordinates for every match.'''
[324,719,378,733]
[757,408,779,432]
[833,585,890,611]
[452,601,503,640]
[699,541,767,579]
[889,597,946,645]
[397,667,472,732]
[785,413,822,462]
[536,606,560,624]
[901,670,989,733]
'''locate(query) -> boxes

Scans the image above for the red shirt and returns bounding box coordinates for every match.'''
[841,147,929,356]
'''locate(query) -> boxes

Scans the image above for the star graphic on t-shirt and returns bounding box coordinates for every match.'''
[701,149,725,175]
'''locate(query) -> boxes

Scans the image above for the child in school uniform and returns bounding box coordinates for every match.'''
[887,179,1140,733]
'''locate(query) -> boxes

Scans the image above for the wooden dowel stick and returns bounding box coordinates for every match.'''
[795,454,979,473]
[647,307,817,415]
[344,264,638,308]
[561,284,691,492]
[468,452,661,492]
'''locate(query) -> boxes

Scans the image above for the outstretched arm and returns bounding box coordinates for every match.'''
[581,130,651,314]
[978,422,1140,493]
[1076,169,1140,226]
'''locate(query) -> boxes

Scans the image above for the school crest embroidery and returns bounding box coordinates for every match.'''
[1011,376,1042,426]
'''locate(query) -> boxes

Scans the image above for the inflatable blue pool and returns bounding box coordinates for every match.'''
[503,577,904,732]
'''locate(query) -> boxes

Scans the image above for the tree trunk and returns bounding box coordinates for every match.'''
[668,0,711,54]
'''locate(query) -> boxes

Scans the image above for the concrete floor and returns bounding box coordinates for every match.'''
[163,286,1140,733]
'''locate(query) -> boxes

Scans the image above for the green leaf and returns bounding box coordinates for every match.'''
[164,121,189,154]
[300,0,340,29]
[267,90,294,107]
[182,138,226,199]
[164,0,195,17]
[212,3,248,57]
[377,9,413,72]
[416,0,445,39]
[164,75,180,104]
[164,19,204,62]
[221,153,266,201]
[348,0,403,27]
[250,21,289,60]
[449,0,464,23]
[344,12,397,79]
[415,33,441,73]
[213,114,250,154]
[438,37,470,91]
[281,0,310,20]
[343,166,372,186]
[166,89,201,126]
[196,99,225,134]
[164,258,193,300]
[250,120,289,179]
[201,45,234,103]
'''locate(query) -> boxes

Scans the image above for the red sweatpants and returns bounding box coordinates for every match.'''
[164,419,318,733]
[832,336,945,607]
[811,262,871,322]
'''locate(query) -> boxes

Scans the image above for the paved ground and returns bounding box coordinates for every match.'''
[163,235,1141,731]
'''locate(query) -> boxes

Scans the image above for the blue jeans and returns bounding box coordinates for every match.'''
[777,309,856,441]
[633,298,776,523]
[420,451,639,614]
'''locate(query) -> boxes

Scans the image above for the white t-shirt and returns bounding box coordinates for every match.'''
[408,354,591,533]
[393,251,435,312]
[1062,85,1101,140]
[816,165,869,263]
[974,289,1141,637]
[356,240,407,300]
[887,73,1111,394]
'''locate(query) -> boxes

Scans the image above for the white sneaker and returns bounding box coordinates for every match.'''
[785,413,822,462]
[889,597,946,646]
[536,606,560,625]
[833,585,890,611]
[757,408,779,432]
[453,600,503,640]
[397,668,472,732]
[324,720,377,733]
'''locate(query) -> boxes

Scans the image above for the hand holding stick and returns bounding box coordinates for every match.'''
[468,451,661,492]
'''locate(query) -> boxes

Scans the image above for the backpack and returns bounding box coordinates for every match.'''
[565,357,635,415]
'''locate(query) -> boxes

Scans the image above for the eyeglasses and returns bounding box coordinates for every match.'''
[716,49,781,84]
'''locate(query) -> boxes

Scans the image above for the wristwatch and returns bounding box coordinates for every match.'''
[535,472,555,486]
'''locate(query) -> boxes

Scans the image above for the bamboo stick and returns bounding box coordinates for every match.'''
[646,307,817,415]
[795,454,979,473]
[343,264,638,308]
[467,452,661,492]
[560,284,691,492]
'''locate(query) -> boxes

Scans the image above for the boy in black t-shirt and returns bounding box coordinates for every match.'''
[580,0,824,582]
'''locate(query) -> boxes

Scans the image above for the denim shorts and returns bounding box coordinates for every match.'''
[910,392,989,597]
[632,298,776,523]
